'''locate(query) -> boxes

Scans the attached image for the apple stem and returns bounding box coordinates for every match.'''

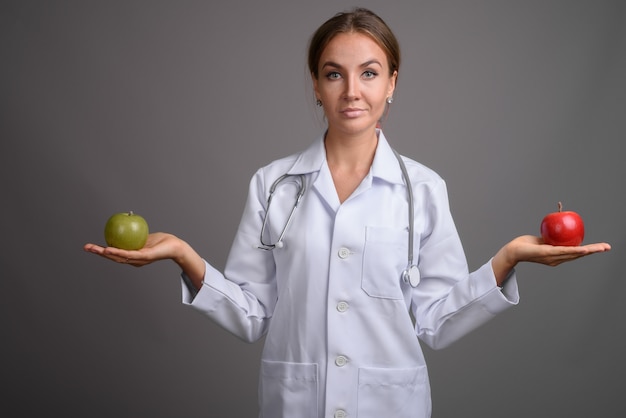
[129,210,134,216]
[557,202,562,212]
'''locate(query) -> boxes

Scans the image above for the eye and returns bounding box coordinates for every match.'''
[362,70,378,79]
[325,71,341,80]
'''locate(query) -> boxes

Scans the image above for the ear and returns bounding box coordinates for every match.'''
[388,70,398,98]
[311,72,321,101]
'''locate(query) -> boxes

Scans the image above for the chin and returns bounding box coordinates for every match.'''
[332,120,378,136]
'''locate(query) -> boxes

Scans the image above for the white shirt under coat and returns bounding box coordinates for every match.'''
[181,130,519,418]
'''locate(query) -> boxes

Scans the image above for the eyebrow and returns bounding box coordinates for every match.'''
[321,59,384,70]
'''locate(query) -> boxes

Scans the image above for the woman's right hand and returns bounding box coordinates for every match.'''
[84,232,206,288]
[84,232,183,266]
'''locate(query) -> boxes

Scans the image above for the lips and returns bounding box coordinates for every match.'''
[340,108,366,118]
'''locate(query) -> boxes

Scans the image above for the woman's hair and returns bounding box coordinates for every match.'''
[308,8,401,80]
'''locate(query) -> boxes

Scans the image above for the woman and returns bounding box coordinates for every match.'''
[85,8,610,418]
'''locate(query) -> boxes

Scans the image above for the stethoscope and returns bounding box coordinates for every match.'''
[258,173,307,251]
[258,150,420,288]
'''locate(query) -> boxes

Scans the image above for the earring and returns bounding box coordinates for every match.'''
[386,97,394,104]
[316,99,322,107]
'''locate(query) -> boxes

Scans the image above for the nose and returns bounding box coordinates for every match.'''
[343,73,360,100]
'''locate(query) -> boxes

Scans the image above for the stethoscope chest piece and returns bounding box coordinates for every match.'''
[403,265,421,288]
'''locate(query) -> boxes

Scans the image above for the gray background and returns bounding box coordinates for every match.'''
[1,0,624,417]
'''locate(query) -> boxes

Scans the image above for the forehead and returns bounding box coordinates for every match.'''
[320,32,388,66]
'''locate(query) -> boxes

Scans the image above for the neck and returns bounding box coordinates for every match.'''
[324,127,378,171]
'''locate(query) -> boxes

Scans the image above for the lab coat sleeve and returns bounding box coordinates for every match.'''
[180,168,278,343]
[412,179,520,350]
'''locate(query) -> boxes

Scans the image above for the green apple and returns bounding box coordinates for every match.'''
[104,211,149,250]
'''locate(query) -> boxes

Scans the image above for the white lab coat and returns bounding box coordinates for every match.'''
[182,130,519,418]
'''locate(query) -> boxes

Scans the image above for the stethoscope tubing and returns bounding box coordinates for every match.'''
[259,151,419,287]
[258,174,306,250]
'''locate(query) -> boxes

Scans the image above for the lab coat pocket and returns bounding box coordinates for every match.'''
[357,366,430,418]
[362,226,407,300]
[259,360,318,418]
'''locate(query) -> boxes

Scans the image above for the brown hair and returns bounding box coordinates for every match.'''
[308,8,401,80]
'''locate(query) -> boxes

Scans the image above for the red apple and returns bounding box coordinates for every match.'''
[540,202,584,246]
[104,211,149,250]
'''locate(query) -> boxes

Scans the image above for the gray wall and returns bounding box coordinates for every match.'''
[2,1,624,417]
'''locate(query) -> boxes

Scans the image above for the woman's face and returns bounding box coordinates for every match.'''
[313,32,397,138]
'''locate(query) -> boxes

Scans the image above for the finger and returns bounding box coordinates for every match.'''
[583,242,611,252]
[102,246,134,258]
[543,246,609,266]
[552,243,611,257]
[84,243,106,254]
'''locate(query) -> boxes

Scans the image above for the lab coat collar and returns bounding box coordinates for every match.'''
[370,130,407,186]
[287,129,406,186]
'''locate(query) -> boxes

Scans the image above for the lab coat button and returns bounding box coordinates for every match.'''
[334,410,347,418]
[337,301,349,312]
[335,355,348,367]
[338,247,350,259]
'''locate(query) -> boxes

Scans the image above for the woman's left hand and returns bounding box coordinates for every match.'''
[492,235,611,285]
[507,235,611,266]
